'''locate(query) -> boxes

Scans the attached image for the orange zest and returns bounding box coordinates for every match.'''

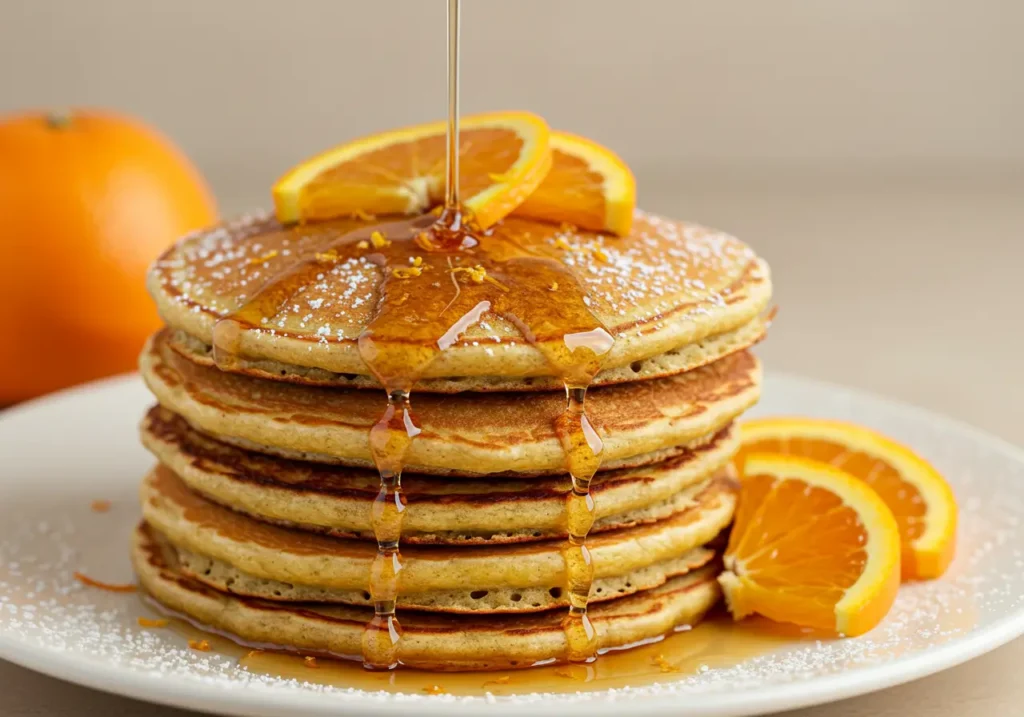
[273,111,552,229]
[736,417,957,580]
[514,131,636,235]
[73,571,137,593]
[138,617,169,628]
[720,454,901,637]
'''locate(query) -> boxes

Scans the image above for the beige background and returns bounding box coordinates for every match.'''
[1,0,1023,715]
[3,0,1023,208]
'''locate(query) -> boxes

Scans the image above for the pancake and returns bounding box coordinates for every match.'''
[140,330,761,476]
[139,466,737,601]
[134,522,723,671]
[141,406,739,544]
[165,316,766,393]
[149,211,771,382]
[167,531,716,613]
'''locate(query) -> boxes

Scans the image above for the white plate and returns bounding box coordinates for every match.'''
[0,372,1022,717]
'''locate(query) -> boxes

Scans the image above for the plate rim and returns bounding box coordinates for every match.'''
[1,370,1023,717]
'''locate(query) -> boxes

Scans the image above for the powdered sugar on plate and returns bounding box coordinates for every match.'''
[0,373,1022,716]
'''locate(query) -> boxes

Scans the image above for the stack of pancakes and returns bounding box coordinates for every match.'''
[133,211,772,670]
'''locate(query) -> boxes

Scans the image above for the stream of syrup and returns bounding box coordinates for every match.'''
[211,0,612,669]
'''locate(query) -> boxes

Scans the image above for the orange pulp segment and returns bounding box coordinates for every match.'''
[514,131,636,236]
[736,417,957,580]
[720,454,901,637]
[273,111,552,229]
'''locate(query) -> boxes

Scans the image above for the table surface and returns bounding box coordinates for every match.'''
[3,172,1022,716]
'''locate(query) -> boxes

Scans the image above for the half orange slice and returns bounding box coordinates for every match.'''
[513,131,636,236]
[720,454,902,637]
[736,417,957,580]
[273,111,552,229]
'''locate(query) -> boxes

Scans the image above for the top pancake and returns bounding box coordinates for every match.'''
[149,210,771,382]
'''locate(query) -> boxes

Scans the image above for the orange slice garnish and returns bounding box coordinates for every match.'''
[736,417,957,580]
[273,111,551,229]
[514,131,636,236]
[720,454,901,637]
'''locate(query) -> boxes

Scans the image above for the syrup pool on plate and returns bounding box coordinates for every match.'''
[154,608,813,696]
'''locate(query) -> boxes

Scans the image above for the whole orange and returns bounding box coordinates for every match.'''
[0,109,216,404]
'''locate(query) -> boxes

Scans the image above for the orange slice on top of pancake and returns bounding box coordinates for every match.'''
[514,131,637,236]
[272,111,551,229]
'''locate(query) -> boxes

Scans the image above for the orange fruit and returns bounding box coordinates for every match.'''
[0,109,216,404]
[720,454,902,637]
[736,417,957,580]
[273,111,551,229]
[514,131,636,236]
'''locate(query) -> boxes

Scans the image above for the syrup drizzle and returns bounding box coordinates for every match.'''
[444,0,460,211]
[211,0,614,669]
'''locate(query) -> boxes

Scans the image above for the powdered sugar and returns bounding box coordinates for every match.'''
[1,375,1021,712]
[151,210,764,352]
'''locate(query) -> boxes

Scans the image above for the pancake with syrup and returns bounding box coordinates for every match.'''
[136,104,773,669]
[140,330,761,477]
[165,316,765,393]
[139,466,736,613]
[141,406,739,544]
[133,523,723,671]
[148,211,771,388]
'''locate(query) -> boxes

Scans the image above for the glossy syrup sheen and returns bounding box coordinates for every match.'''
[210,1,611,669]
[156,609,813,695]
[212,212,613,668]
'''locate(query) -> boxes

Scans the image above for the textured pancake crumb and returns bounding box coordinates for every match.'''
[195,477,715,545]
[139,467,738,595]
[132,523,725,671]
[172,540,717,613]
[165,316,766,393]
[207,431,718,477]
[140,330,762,476]
[148,210,772,381]
[140,407,739,544]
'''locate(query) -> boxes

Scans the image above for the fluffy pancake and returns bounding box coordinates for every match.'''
[140,330,761,476]
[141,406,738,544]
[167,533,715,613]
[165,316,766,393]
[149,211,771,381]
[139,466,737,599]
[133,523,722,671]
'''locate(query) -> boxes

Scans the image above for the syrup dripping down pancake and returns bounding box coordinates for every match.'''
[149,211,770,383]
[164,316,767,393]
[140,330,761,476]
[139,466,737,600]
[133,522,723,671]
[141,406,738,545]
[169,535,717,614]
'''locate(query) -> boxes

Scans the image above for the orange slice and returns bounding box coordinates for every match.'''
[736,417,957,580]
[720,454,901,637]
[273,111,552,229]
[513,131,636,236]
